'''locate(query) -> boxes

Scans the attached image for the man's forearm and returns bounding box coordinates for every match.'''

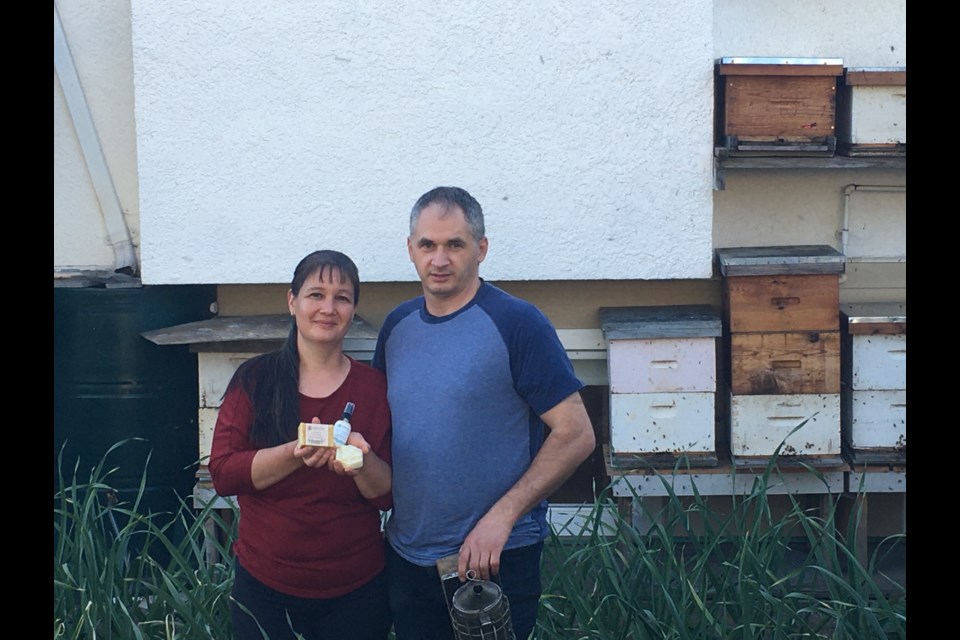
[487,394,597,525]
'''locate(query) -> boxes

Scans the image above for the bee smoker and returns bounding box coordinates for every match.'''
[437,554,516,640]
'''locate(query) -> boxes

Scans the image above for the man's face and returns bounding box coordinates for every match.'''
[407,202,488,306]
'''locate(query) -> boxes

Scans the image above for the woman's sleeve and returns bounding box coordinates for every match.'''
[208,383,259,497]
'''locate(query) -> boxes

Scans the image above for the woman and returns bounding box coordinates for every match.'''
[209,250,392,640]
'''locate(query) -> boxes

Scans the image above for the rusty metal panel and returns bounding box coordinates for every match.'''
[608,338,716,393]
[610,392,716,456]
[730,393,841,457]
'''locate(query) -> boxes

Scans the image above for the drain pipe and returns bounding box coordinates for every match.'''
[54,3,138,275]
[839,183,906,282]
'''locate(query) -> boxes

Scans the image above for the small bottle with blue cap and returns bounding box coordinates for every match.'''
[333,401,355,447]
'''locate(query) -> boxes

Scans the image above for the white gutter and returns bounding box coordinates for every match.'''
[53,2,138,274]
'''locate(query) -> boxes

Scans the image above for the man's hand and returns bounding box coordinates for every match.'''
[457,511,513,581]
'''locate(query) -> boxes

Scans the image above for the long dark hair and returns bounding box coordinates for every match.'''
[225,250,360,447]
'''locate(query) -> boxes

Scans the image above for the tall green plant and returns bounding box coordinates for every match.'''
[536,440,906,639]
[54,440,238,639]
[54,439,905,640]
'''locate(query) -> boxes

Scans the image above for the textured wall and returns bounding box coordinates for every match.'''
[56,1,906,283]
[714,0,906,66]
[132,1,715,284]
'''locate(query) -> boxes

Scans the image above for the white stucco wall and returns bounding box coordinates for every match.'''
[55,1,906,285]
[132,0,715,284]
[714,0,906,67]
[54,0,140,273]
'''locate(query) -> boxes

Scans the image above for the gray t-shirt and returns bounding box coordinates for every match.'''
[372,281,584,566]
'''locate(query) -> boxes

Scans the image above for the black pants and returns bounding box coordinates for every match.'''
[386,541,543,640]
[230,561,392,640]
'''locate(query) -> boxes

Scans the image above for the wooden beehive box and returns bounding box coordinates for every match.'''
[836,67,906,156]
[717,246,846,467]
[730,331,841,395]
[724,273,840,334]
[717,57,843,154]
[840,302,906,465]
[601,305,722,469]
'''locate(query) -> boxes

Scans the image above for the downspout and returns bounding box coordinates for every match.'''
[54,3,138,275]
[839,183,906,282]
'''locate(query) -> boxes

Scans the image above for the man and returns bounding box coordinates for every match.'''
[372,186,596,640]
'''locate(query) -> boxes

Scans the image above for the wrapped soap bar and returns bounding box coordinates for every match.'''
[298,423,336,448]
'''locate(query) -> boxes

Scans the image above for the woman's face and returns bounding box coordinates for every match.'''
[287,267,356,347]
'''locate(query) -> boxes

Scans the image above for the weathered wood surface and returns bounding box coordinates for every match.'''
[142,314,378,346]
[844,68,906,86]
[725,274,840,333]
[716,245,844,276]
[722,76,837,142]
[730,331,841,395]
[600,305,722,339]
[732,454,847,470]
[719,61,843,78]
[608,451,719,470]
[842,302,906,336]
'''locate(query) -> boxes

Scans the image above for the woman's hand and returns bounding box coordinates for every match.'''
[295,442,337,468]
[294,417,337,468]
[328,432,372,476]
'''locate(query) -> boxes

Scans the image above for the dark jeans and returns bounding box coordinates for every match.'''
[230,560,392,640]
[386,540,543,640]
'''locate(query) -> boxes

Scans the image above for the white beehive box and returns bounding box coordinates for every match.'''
[837,67,906,156]
[198,352,258,462]
[841,303,906,464]
[608,338,716,393]
[610,392,716,456]
[602,305,721,468]
[730,393,842,458]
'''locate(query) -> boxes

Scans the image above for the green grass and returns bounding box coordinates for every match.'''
[537,455,906,640]
[54,440,905,639]
[54,440,237,639]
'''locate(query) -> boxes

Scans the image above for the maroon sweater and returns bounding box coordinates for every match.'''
[209,359,392,598]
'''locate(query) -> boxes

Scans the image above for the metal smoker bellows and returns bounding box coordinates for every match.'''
[449,572,516,640]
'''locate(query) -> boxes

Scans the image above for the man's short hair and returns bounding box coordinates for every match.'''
[410,186,485,242]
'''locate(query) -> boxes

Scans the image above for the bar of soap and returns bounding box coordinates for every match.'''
[336,444,364,470]
[298,423,336,448]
